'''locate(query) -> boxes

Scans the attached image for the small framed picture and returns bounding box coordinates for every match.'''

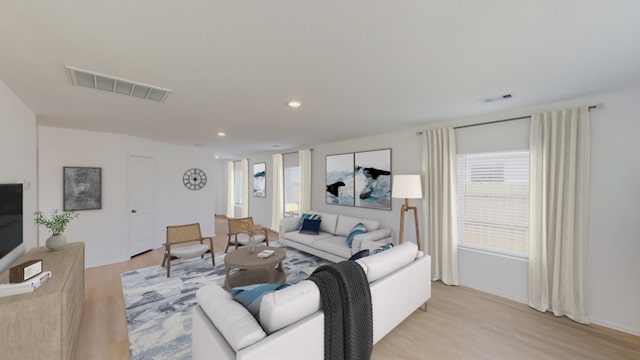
[63,167,102,211]
[253,162,266,197]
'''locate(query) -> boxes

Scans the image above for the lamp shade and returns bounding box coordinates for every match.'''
[392,175,422,199]
[285,202,299,212]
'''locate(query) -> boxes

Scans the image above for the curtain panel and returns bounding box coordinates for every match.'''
[421,128,459,285]
[271,154,284,231]
[241,159,249,218]
[299,149,312,214]
[528,107,590,323]
[226,161,234,218]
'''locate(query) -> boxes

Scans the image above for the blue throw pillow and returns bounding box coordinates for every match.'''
[373,242,394,254]
[299,213,321,229]
[230,283,291,316]
[346,222,367,248]
[299,218,321,235]
[348,249,369,261]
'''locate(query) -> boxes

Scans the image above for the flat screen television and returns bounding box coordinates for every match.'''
[0,184,23,261]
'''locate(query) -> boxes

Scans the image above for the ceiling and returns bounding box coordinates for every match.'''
[1,1,639,158]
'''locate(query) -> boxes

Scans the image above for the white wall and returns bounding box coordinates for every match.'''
[248,155,272,227]
[38,127,217,268]
[233,135,424,243]
[213,159,227,216]
[584,87,640,335]
[219,155,274,227]
[240,85,640,336]
[425,85,640,335]
[0,80,37,274]
[310,133,423,244]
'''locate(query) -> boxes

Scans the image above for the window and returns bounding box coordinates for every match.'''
[283,153,300,217]
[284,166,300,216]
[233,161,242,207]
[456,151,529,256]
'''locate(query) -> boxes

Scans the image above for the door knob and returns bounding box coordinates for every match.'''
[131,209,137,213]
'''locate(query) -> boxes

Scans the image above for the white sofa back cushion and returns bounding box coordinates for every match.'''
[357,242,418,282]
[259,280,321,334]
[196,285,266,351]
[351,229,393,253]
[259,243,420,335]
[312,212,339,234]
[335,215,380,237]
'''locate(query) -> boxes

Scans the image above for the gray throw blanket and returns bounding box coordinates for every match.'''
[308,261,373,360]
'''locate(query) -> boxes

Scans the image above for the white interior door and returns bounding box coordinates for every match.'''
[128,155,155,257]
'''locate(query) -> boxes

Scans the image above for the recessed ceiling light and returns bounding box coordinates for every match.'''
[272,145,282,148]
[287,100,302,108]
[217,132,226,137]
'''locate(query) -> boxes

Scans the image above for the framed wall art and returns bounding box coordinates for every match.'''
[253,162,266,197]
[325,153,354,206]
[354,148,392,210]
[63,167,102,211]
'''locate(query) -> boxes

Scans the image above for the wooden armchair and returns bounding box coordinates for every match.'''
[162,223,214,277]
[226,217,269,253]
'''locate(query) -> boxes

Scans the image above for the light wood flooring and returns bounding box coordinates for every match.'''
[74,216,640,359]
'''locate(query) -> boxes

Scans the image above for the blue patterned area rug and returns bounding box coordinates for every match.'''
[120,243,330,360]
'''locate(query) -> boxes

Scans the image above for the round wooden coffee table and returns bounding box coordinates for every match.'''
[223,246,286,290]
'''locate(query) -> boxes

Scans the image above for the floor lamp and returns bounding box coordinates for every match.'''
[285,203,299,218]
[392,175,423,251]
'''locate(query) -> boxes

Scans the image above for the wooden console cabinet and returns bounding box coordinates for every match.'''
[0,242,85,360]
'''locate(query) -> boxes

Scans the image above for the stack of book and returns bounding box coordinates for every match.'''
[0,271,52,298]
[257,249,275,259]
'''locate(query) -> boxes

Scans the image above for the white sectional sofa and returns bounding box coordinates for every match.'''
[192,242,431,360]
[278,211,393,262]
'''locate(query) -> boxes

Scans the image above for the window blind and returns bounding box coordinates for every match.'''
[456,151,529,256]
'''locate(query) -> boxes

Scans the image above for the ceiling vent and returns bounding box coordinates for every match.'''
[66,66,171,102]
[481,93,512,104]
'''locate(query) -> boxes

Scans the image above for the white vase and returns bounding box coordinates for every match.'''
[248,235,256,254]
[46,234,67,251]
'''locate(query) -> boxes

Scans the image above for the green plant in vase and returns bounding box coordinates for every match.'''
[34,210,79,251]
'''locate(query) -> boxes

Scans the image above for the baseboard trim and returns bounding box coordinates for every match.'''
[589,317,640,337]
[130,249,152,258]
[458,282,528,305]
